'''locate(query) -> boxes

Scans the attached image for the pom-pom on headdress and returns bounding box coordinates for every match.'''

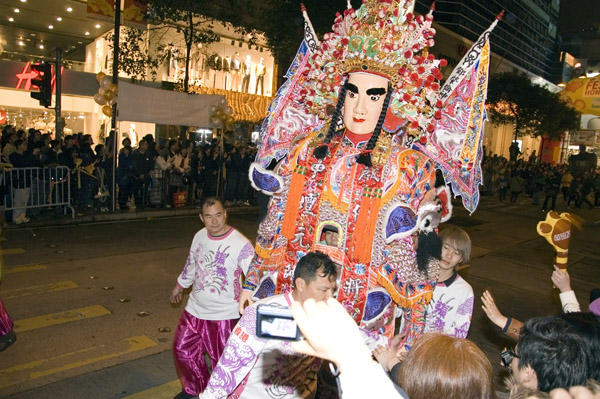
[297,0,446,138]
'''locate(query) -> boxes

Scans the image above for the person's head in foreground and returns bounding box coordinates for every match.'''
[394,332,496,399]
[512,316,589,392]
[556,312,600,381]
[292,252,337,303]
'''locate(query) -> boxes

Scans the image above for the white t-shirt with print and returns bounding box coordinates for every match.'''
[177,227,254,320]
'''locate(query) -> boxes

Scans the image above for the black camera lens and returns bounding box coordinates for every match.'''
[500,348,518,368]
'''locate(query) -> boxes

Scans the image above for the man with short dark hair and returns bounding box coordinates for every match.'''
[510,316,589,392]
[170,197,254,399]
[200,252,388,399]
[131,139,154,207]
[9,138,39,224]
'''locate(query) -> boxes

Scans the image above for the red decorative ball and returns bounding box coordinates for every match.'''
[440,59,448,67]
[427,124,435,133]
[419,136,427,144]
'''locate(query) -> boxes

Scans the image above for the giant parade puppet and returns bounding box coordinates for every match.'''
[240,0,501,345]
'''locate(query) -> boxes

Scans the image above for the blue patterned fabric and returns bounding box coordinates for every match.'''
[252,276,276,300]
[385,206,418,241]
[363,290,392,322]
[251,168,282,194]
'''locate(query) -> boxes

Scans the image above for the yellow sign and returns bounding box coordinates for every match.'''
[561,75,600,116]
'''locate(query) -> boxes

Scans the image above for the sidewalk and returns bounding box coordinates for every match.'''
[5,203,260,229]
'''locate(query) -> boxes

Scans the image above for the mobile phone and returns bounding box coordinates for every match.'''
[256,304,302,341]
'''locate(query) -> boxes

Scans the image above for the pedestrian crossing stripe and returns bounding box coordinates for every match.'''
[2,264,47,274]
[13,305,111,332]
[122,380,180,399]
[0,335,157,389]
[0,248,25,255]
[2,280,78,299]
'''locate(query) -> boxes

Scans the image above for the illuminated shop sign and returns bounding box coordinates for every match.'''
[15,61,63,94]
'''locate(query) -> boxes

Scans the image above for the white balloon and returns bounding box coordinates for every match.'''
[210,105,217,113]
[219,97,227,106]
[100,76,112,91]
[224,106,233,115]
[109,96,118,106]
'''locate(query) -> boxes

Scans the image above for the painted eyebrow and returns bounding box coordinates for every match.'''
[345,83,358,93]
[366,87,386,95]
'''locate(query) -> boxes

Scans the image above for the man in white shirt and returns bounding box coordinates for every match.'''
[200,252,388,399]
[170,197,255,399]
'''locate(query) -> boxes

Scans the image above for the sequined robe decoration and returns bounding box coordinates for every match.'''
[245,129,440,341]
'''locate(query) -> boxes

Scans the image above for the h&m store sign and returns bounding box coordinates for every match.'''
[0,59,98,97]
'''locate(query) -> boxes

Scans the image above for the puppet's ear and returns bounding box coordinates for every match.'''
[249,163,283,195]
[383,203,418,243]
[436,185,453,223]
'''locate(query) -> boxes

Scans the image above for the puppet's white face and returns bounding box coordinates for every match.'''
[342,72,389,135]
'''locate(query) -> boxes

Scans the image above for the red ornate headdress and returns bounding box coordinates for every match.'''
[297,0,446,138]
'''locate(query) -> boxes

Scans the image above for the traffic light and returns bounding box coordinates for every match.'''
[30,63,52,108]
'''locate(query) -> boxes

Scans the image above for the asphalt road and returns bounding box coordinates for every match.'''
[0,195,598,399]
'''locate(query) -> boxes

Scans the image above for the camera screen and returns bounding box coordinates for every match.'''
[259,316,298,339]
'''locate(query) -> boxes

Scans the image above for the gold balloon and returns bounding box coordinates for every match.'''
[102,105,113,117]
[103,90,114,101]
[96,71,106,83]
[110,84,118,95]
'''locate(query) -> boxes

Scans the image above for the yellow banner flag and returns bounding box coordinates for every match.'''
[561,75,600,116]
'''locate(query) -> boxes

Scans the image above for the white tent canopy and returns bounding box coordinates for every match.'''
[116,81,225,127]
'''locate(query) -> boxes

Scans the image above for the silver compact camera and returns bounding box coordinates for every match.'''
[256,304,302,341]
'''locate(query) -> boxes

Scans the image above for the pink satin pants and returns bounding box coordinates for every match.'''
[0,296,13,336]
[172,311,238,396]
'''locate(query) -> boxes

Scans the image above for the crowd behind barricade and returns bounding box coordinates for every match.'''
[0,124,258,224]
[480,145,600,211]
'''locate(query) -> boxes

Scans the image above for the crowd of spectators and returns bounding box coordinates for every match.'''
[481,145,600,211]
[0,124,258,224]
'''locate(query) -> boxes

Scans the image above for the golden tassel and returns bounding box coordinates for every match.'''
[281,164,307,240]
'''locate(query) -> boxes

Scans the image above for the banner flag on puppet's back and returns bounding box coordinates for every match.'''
[415,12,503,214]
[256,4,322,168]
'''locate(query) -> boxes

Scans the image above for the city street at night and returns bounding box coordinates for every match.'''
[1,198,599,398]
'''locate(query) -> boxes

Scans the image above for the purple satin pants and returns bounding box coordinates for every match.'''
[173,311,238,396]
[0,296,14,336]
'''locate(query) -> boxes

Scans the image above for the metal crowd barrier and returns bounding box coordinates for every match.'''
[1,166,75,219]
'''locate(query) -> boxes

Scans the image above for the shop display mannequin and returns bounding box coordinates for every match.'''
[231,52,241,92]
[241,55,252,93]
[242,0,495,346]
[190,47,204,82]
[208,53,222,88]
[255,57,266,95]
[222,55,231,90]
